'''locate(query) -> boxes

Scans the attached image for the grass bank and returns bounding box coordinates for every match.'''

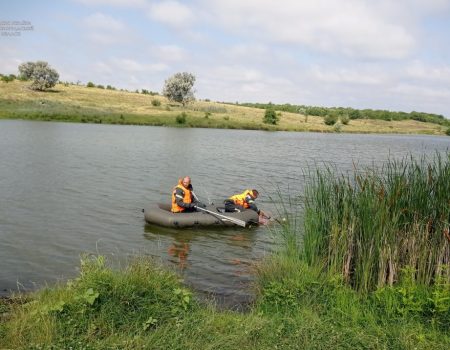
[1,80,448,135]
[1,154,449,349]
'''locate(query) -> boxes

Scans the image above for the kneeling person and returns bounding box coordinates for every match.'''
[224,189,260,214]
[171,176,206,213]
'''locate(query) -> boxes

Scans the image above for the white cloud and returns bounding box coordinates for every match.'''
[221,44,269,60]
[81,13,133,46]
[153,45,187,61]
[405,61,450,83]
[83,13,125,31]
[74,0,148,8]
[109,58,169,73]
[200,0,418,59]
[310,65,389,85]
[148,1,194,28]
[391,83,450,101]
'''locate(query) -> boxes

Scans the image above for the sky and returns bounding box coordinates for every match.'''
[1,0,450,117]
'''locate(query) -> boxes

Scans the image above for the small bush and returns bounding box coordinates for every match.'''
[86,82,95,88]
[96,84,105,89]
[324,114,338,125]
[176,112,187,124]
[1,74,15,83]
[151,99,161,107]
[106,85,115,90]
[341,114,350,125]
[446,128,450,136]
[204,112,211,119]
[263,108,279,125]
[333,122,342,133]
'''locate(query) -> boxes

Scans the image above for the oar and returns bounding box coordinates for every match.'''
[195,206,247,227]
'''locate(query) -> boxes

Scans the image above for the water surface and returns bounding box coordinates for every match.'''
[1,120,448,307]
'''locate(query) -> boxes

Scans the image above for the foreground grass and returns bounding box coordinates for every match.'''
[2,251,449,349]
[1,252,449,349]
[1,80,447,135]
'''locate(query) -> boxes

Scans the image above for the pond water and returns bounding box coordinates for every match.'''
[1,120,448,308]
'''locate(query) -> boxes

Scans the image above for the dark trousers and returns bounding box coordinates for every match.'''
[224,200,244,213]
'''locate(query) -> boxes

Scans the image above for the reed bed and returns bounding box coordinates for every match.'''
[303,153,450,292]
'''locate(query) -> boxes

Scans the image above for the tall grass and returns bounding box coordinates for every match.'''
[303,153,450,292]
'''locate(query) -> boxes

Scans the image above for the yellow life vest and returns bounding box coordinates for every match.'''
[229,190,254,209]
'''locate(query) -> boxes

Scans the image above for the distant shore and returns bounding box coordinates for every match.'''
[1,80,448,135]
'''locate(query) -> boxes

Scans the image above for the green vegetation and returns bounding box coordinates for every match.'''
[238,102,450,127]
[0,73,16,82]
[324,114,338,125]
[151,99,161,107]
[263,108,278,125]
[1,154,449,349]
[341,114,350,125]
[175,112,187,124]
[446,127,450,136]
[18,61,59,91]
[0,80,448,135]
[302,154,450,293]
[163,72,196,107]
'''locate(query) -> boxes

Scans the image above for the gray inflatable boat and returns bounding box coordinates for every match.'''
[143,203,259,228]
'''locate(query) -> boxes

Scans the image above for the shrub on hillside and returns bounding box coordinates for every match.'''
[341,114,350,125]
[176,112,187,124]
[151,99,161,107]
[163,72,196,107]
[263,108,279,125]
[446,128,450,136]
[86,82,95,88]
[18,61,59,91]
[333,122,342,133]
[324,114,338,125]
[96,84,105,89]
[0,74,16,83]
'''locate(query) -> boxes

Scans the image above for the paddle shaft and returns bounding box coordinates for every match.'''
[195,206,247,227]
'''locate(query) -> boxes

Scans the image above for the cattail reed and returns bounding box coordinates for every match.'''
[303,153,450,293]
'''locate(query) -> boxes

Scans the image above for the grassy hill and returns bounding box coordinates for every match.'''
[0,80,448,135]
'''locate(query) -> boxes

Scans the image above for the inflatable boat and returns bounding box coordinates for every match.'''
[143,203,259,228]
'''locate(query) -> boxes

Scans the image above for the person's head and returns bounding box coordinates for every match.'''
[251,189,259,199]
[181,176,191,188]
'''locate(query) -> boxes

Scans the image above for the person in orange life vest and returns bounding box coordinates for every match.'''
[224,189,264,215]
[171,176,206,213]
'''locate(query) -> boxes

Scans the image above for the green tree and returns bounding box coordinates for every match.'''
[341,114,350,125]
[18,61,59,91]
[324,114,338,125]
[263,108,279,125]
[163,72,196,107]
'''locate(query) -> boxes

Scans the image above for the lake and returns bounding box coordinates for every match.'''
[1,120,448,308]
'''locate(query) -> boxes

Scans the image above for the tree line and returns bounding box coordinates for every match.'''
[236,102,449,126]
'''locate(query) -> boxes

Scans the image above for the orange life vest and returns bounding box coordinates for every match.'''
[229,190,254,209]
[171,180,192,213]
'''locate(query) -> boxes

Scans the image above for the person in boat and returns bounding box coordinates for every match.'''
[224,189,266,217]
[171,176,206,213]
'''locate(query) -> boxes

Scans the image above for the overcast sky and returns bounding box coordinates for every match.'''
[1,0,450,117]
